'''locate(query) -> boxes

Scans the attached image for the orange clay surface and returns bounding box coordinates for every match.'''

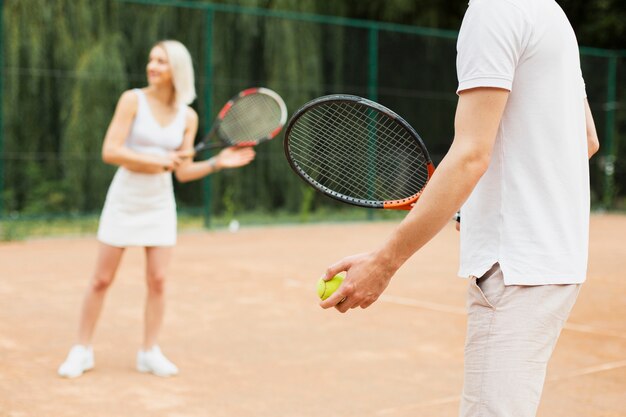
[0,214,624,417]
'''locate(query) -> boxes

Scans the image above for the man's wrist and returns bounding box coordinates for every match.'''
[373,247,403,275]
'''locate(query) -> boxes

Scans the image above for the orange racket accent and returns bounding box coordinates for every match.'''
[427,162,436,177]
[382,162,436,210]
[383,193,421,210]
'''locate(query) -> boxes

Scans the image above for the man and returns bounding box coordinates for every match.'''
[320,0,599,416]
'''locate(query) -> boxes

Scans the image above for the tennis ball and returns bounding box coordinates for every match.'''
[317,275,344,300]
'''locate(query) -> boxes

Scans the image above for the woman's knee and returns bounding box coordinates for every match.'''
[146,272,167,294]
[91,273,114,292]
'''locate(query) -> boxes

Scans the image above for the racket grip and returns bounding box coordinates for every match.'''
[194,142,228,152]
[193,142,206,153]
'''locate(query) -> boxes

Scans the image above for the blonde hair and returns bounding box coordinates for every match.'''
[155,40,196,105]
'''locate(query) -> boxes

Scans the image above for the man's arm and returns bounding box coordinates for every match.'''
[584,99,600,158]
[320,87,510,312]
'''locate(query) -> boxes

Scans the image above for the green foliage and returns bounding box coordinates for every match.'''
[63,34,126,211]
[0,0,624,226]
[298,187,315,223]
[221,183,237,221]
[557,0,626,49]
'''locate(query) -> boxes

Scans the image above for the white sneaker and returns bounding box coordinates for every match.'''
[136,346,179,377]
[58,345,94,378]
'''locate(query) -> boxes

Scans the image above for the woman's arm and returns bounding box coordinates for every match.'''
[101,91,180,173]
[175,108,256,183]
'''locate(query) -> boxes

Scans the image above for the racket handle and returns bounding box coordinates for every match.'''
[193,142,205,153]
[194,142,226,153]
[196,142,259,152]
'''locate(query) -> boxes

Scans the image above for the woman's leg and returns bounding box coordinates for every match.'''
[77,242,125,345]
[136,246,178,377]
[142,246,173,349]
[59,242,124,377]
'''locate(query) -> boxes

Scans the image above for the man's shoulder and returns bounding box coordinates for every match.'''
[468,0,533,21]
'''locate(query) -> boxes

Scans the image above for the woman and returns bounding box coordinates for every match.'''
[58,40,255,378]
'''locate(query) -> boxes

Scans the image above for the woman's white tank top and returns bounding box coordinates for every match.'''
[125,89,186,156]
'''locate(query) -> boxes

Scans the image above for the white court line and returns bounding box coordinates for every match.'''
[286,279,466,315]
[286,278,626,339]
[379,294,626,340]
[562,322,626,340]
[376,395,460,415]
[548,359,626,382]
[379,294,466,315]
[375,360,626,415]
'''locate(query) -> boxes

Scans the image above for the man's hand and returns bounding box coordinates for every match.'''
[319,251,397,313]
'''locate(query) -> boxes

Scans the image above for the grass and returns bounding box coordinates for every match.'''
[0,208,406,241]
[3,205,622,242]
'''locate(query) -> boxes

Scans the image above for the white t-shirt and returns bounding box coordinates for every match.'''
[456,0,589,285]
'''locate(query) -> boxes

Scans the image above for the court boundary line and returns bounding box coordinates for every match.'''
[378,294,626,340]
[375,359,626,414]
[548,359,626,381]
[287,280,626,340]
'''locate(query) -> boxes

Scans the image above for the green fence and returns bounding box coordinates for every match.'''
[1,0,625,237]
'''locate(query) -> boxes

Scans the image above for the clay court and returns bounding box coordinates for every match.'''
[0,214,625,417]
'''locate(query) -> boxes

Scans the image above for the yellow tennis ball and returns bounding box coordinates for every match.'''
[317,275,344,300]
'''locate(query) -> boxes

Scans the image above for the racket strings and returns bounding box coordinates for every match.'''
[318,104,429,189]
[297,102,428,187]
[288,101,429,203]
[288,109,421,198]
[219,94,283,144]
[290,129,426,201]
[289,114,426,197]
[292,106,416,182]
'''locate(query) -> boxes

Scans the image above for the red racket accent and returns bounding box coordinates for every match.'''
[240,88,259,97]
[235,141,257,147]
[218,101,234,119]
[269,126,283,139]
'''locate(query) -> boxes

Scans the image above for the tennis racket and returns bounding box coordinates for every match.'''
[194,87,288,153]
[283,94,435,210]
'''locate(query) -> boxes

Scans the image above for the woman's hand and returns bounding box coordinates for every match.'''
[163,149,194,171]
[123,152,184,174]
[215,146,256,169]
[173,146,256,182]
[161,152,185,172]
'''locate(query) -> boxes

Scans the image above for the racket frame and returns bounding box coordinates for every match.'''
[284,94,435,210]
[194,87,288,152]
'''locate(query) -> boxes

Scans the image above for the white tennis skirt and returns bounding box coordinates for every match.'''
[97,167,177,247]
